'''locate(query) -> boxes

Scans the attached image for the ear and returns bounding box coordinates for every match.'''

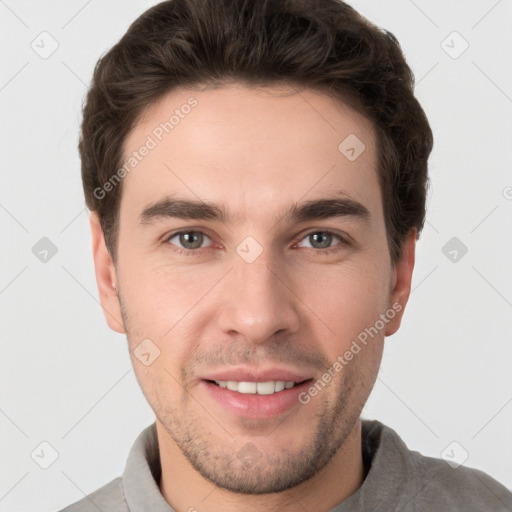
[384,230,416,336]
[90,212,125,334]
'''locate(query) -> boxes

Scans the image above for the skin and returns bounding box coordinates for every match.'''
[90,83,415,512]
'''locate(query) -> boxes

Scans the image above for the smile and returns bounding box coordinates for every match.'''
[211,380,304,395]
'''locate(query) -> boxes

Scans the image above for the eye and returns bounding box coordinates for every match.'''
[296,231,347,252]
[165,229,349,256]
[166,230,212,251]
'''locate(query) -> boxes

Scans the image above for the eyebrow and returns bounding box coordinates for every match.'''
[139,193,370,226]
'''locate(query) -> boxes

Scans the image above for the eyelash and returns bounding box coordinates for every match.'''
[164,229,350,256]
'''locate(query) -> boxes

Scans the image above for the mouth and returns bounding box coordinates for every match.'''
[206,379,310,395]
[200,376,314,418]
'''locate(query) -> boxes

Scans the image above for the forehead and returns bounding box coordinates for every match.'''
[120,83,380,223]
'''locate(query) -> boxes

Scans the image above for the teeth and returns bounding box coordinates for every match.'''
[256,382,274,395]
[238,381,257,394]
[274,381,285,392]
[214,380,298,394]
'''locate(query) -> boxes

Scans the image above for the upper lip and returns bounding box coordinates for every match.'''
[201,366,313,383]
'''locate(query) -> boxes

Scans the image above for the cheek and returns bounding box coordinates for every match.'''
[299,260,391,336]
[119,265,205,404]
[118,259,223,352]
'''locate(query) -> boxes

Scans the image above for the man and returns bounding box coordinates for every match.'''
[61,0,512,510]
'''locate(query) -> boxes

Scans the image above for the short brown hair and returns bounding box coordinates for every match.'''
[80,0,433,264]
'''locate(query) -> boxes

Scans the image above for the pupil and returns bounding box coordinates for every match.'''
[181,232,202,249]
[311,232,331,249]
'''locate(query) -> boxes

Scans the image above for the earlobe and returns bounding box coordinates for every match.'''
[89,212,126,334]
[384,230,416,336]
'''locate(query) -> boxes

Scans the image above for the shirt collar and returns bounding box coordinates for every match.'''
[328,420,411,511]
[122,423,176,511]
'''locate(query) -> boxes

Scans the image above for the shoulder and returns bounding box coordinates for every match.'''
[371,421,512,511]
[405,449,512,511]
[57,477,128,512]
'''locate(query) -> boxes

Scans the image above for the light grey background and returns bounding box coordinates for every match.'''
[1,1,511,511]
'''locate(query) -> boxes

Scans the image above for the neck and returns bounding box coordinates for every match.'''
[157,419,364,512]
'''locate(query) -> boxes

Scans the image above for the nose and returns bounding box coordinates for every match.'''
[216,247,301,344]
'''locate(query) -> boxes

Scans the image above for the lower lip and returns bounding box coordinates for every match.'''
[200,380,312,419]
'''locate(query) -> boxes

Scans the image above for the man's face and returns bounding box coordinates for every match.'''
[92,83,413,494]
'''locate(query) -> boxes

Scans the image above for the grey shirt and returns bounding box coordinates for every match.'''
[59,420,512,511]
